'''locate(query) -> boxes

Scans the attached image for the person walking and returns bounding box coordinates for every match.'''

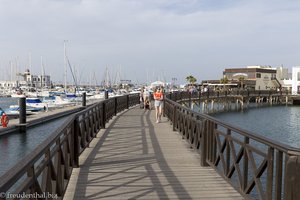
[153,87,164,123]
[139,87,144,109]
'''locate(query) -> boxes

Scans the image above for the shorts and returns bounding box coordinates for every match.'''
[154,100,163,108]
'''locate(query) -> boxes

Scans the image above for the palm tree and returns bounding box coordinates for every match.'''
[186,75,197,85]
[238,76,245,89]
[220,76,229,91]
[220,76,229,84]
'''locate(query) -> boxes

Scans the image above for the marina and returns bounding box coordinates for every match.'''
[2,0,300,199]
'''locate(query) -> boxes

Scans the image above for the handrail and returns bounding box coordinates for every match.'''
[164,91,300,200]
[166,97,297,153]
[0,94,140,199]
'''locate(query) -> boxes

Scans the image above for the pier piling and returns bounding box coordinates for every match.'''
[18,97,27,133]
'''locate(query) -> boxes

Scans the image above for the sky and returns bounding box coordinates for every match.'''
[1,0,300,85]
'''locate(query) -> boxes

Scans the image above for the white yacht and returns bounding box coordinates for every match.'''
[26,98,48,109]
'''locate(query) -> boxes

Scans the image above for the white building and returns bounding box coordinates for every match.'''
[22,69,51,88]
[223,66,280,90]
[0,69,51,89]
[291,67,300,95]
[279,67,300,94]
[276,66,289,80]
[0,81,18,89]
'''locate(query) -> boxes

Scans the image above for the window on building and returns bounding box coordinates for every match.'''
[256,73,261,78]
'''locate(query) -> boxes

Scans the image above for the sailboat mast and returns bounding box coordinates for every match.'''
[10,60,13,84]
[64,40,68,92]
[41,56,42,89]
[28,51,32,70]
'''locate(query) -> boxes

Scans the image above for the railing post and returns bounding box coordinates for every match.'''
[101,102,106,129]
[226,129,231,176]
[163,95,166,117]
[19,97,27,133]
[126,95,129,109]
[208,122,217,163]
[114,97,118,116]
[243,136,249,191]
[73,119,80,167]
[284,155,300,200]
[200,120,209,166]
[267,147,274,200]
[213,123,217,163]
[172,105,177,131]
[56,141,63,196]
[275,151,283,200]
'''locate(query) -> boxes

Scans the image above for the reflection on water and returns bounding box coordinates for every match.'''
[0,116,69,176]
[211,105,300,148]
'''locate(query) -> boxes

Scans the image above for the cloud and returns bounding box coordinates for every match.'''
[1,0,300,84]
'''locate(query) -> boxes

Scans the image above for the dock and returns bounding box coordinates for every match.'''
[64,106,242,199]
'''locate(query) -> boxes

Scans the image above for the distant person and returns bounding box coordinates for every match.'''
[143,88,151,110]
[153,87,164,123]
[140,87,144,105]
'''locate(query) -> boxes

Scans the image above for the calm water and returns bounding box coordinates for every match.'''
[0,97,77,177]
[0,116,70,176]
[211,105,300,148]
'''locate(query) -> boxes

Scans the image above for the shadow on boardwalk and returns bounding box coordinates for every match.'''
[64,107,243,200]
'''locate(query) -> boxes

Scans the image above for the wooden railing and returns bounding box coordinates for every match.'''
[0,94,140,200]
[171,90,287,101]
[164,91,300,200]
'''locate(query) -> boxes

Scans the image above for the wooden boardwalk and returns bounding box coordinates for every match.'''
[64,107,243,200]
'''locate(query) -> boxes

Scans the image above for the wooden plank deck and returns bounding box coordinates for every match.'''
[64,106,243,200]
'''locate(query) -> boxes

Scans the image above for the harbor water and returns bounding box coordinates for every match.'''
[0,116,70,176]
[0,97,74,176]
[210,105,300,148]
